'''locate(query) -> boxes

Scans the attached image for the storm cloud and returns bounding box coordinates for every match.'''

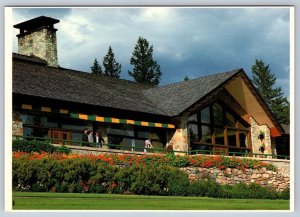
[11,7,291,98]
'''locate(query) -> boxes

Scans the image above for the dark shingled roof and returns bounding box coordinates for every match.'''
[13,53,166,116]
[12,53,241,117]
[143,69,241,116]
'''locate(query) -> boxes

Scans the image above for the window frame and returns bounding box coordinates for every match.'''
[188,101,251,155]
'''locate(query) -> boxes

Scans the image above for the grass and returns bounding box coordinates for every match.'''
[12,192,290,210]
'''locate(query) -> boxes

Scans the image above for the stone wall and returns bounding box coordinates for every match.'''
[12,111,23,136]
[182,166,289,192]
[18,28,58,67]
[168,116,189,154]
[64,145,290,191]
[250,117,272,156]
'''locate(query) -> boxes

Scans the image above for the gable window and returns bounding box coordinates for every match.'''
[188,101,251,155]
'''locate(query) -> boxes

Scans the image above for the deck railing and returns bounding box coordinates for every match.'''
[12,135,290,160]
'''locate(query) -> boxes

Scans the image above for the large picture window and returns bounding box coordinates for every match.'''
[107,125,166,152]
[188,101,251,155]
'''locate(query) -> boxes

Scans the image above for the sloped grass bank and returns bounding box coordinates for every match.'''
[13,192,289,210]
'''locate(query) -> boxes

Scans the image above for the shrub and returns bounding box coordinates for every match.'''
[216,182,280,199]
[187,181,285,200]
[55,145,71,154]
[118,164,189,196]
[280,187,290,200]
[89,163,119,193]
[165,153,189,167]
[188,180,212,197]
[12,153,287,199]
[13,138,70,154]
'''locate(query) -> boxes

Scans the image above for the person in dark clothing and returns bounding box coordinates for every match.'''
[82,128,89,146]
[95,130,105,148]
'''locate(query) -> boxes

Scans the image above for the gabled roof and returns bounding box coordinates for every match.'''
[143,69,241,116]
[12,53,283,134]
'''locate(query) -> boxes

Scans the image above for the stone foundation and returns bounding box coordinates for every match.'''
[182,166,289,192]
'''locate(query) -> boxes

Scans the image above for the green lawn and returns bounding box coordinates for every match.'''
[12,192,290,210]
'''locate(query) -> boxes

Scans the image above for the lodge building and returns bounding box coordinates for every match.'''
[12,16,289,158]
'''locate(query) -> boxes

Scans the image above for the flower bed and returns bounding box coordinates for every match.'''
[12,152,277,171]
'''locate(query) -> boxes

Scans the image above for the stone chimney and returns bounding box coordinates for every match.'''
[13,16,60,67]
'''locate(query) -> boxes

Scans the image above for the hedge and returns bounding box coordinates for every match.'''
[12,138,71,154]
[12,155,288,199]
[12,151,277,172]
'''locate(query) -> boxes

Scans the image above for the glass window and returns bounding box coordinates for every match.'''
[137,131,160,140]
[137,131,149,139]
[21,114,58,128]
[62,124,92,131]
[108,135,124,149]
[237,121,249,131]
[23,126,49,138]
[188,101,251,152]
[120,138,135,151]
[225,112,236,127]
[213,103,223,126]
[215,128,224,145]
[71,132,82,146]
[239,131,247,148]
[134,139,145,152]
[189,124,199,143]
[200,125,211,143]
[107,128,134,137]
[227,129,237,146]
[188,113,198,122]
[200,107,210,124]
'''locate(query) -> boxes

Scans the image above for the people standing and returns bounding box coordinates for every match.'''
[95,130,105,148]
[82,128,89,146]
[144,138,153,152]
[88,130,95,147]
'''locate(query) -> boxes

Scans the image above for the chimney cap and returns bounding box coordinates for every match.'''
[13,16,60,31]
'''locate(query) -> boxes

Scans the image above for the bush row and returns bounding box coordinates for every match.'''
[12,157,289,199]
[13,138,71,154]
[12,151,277,172]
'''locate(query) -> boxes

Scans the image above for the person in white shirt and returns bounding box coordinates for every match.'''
[88,130,94,147]
[144,139,153,152]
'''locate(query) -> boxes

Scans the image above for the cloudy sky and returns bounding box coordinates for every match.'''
[11,7,291,98]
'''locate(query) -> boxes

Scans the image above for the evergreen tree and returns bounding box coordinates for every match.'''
[128,37,161,86]
[103,46,121,78]
[184,76,189,81]
[90,58,102,75]
[251,59,289,124]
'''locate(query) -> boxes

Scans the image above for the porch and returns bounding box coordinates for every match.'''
[12,135,290,160]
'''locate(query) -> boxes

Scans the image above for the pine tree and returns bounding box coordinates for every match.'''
[251,59,289,124]
[128,37,161,86]
[90,58,102,75]
[184,76,189,81]
[103,46,121,78]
